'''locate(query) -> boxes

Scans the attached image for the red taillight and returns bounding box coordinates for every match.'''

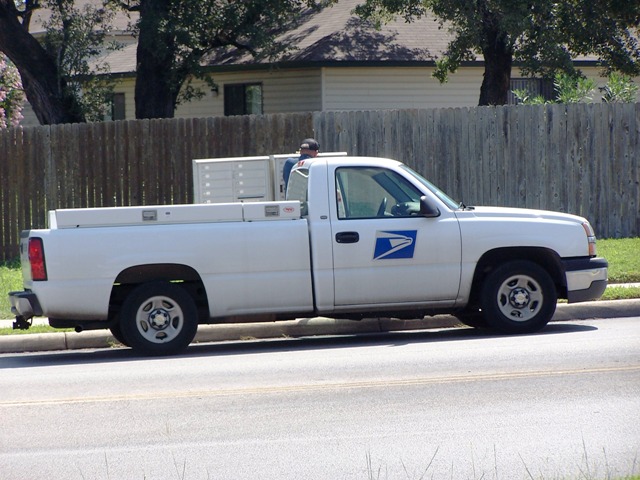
[28,238,48,281]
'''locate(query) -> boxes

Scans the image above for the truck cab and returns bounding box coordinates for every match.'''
[288,157,463,315]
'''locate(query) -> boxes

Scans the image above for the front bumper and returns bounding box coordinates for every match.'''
[8,290,43,319]
[563,257,608,303]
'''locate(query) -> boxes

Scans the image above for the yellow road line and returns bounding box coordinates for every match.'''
[2,364,639,408]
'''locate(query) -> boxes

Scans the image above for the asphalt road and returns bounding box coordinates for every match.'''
[1,317,639,480]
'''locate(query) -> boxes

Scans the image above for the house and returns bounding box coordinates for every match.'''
[20,0,627,125]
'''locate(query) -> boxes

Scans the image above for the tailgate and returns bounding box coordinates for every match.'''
[19,231,33,284]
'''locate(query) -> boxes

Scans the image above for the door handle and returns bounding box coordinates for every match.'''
[335,231,359,244]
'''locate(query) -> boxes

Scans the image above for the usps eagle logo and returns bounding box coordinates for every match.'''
[373,230,417,260]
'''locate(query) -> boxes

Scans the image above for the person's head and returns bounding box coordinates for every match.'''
[300,138,320,157]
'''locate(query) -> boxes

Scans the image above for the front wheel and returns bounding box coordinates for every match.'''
[481,261,556,334]
[109,323,129,347]
[119,281,198,355]
[454,310,487,329]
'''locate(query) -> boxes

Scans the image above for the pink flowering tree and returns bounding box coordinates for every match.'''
[0,55,24,128]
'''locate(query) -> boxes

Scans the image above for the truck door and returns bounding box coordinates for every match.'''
[330,166,462,307]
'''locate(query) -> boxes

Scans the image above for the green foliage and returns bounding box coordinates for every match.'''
[511,88,547,105]
[41,0,123,121]
[600,72,639,103]
[512,72,637,105]
[0,56,24,128]
[554,72,597,103]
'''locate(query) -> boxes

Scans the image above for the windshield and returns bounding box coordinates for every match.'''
[400,165,460,210]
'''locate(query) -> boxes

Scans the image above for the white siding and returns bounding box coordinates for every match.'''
[321,67,485,109]
[262,69,323,113]
[173,69,323,118]
[16,65,634,126]
[18,70,322,125]
[117,78,136,119]
[320,66,629,110]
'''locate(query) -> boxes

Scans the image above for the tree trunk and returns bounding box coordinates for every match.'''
[134,0,179,119]
[477,8,513,106]
[479,47,512,105]
[0,0,84,124]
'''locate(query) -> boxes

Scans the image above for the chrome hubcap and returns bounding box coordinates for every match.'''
[136,296,184,343]
[496,275,543,322]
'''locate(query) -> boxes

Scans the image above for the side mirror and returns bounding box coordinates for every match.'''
[420,196,441,218]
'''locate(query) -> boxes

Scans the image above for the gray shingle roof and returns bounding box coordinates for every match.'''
[28,0,136,34]
[28,0,600,75]
[206,0,452,66]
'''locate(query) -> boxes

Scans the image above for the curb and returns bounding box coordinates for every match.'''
[1,299,639,354]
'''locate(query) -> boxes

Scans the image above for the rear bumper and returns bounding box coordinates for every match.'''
[563,257,608,303]
[8,290,43,319]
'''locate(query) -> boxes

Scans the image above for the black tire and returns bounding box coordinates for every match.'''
[119,281,198,355]
[480,260,556,334]
[109,323,129,347]
[454,310,488,329]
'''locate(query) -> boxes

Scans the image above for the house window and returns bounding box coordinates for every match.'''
[104,93,125,121]
[509,78,555,104]
[224,83,263,116]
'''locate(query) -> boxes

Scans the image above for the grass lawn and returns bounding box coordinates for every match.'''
[0,324,73,335]
[0,258,22,321]
[596,237,640,300]
[597,237,640,283]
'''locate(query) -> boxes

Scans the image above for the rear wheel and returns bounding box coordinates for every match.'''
[481,261,556,334]
[120,281,198,355]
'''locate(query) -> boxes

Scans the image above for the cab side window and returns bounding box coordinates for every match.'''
[335,167,423,219]
[287,167,310,216]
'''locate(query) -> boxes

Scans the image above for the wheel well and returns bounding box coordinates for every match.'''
[110,264,209,321]
[467,247,566,308]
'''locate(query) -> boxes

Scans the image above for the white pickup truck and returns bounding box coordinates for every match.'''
[9,156,608,354]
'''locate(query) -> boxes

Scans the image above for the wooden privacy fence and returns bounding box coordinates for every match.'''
[317,103,639,239]
[0,113,315,261]
[1,104,639,262]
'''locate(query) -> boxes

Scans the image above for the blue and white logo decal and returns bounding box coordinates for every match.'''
[373,230,417,260]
